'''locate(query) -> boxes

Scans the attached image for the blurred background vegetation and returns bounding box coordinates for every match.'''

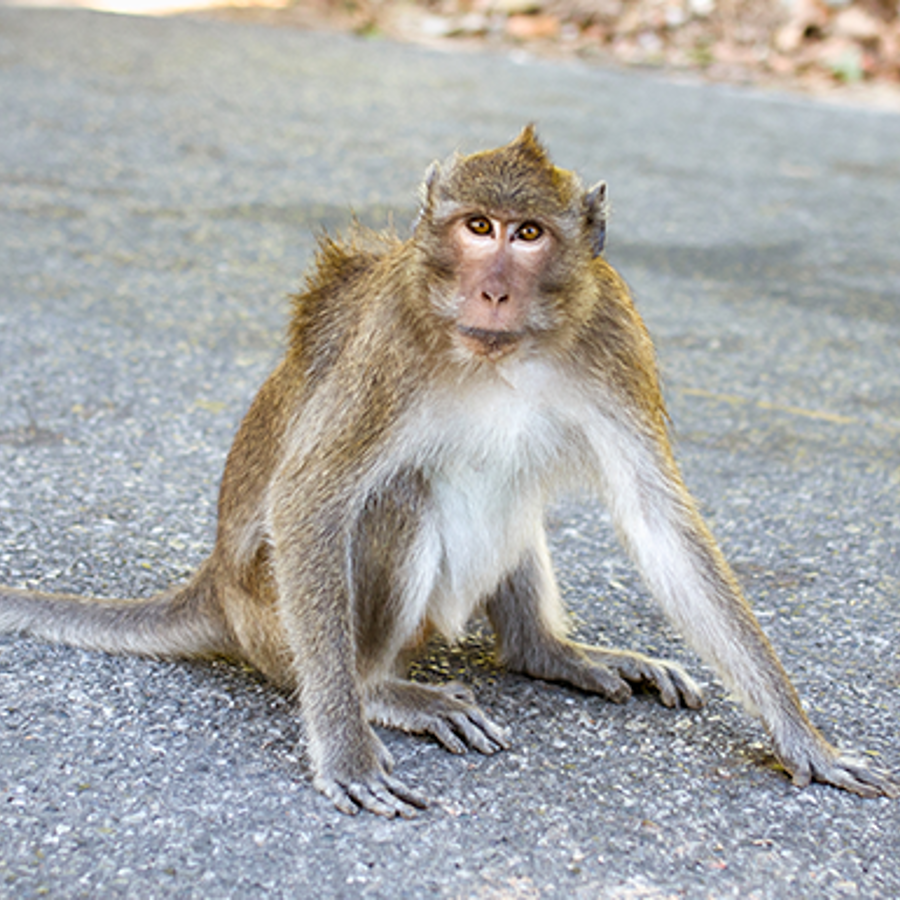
[220,0,900,95]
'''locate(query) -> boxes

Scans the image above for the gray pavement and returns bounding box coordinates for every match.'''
[1,7,899,898]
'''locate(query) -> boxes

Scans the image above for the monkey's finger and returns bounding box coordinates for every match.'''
[826,772,880,799]
[814,755,899,799]
[375,740,396,774]
[313,776,362,816]
[346,783,409,818]
[346,778,422,819]
[379,773,430,810]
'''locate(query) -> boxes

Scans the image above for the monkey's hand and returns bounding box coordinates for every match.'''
[365,679,510,756]
[510,639,704,710]
[313,729,430,818]
[775,728,899,799]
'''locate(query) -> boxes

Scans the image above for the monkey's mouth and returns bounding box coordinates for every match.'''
[457,326,523,361]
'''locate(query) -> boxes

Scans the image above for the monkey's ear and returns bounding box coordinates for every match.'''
[412,161,442,234]
[585,180,608,257]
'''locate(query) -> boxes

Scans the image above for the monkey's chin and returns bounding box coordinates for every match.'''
[456,326,522,362]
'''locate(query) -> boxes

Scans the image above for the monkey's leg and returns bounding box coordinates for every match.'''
[486,539,703,709]
[364,678,509,755]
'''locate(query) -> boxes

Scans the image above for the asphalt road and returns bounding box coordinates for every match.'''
[0,7,898,898]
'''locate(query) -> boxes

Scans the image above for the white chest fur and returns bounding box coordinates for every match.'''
[397,358,589,639]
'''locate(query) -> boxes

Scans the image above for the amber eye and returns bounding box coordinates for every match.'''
[516,222,543,242]
[466,217,492,236]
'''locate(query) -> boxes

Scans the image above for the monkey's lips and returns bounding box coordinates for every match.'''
[457,326,524,361]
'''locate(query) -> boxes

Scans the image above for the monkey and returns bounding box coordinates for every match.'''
[1,127,896,818]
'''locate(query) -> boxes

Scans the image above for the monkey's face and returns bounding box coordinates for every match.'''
[413,127,606,365]
[447,212,557,362]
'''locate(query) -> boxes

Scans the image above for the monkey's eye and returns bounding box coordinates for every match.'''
[466,217,493,236]
[515,222,543,242]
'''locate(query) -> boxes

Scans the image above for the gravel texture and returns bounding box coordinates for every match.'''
[0,8,898,898]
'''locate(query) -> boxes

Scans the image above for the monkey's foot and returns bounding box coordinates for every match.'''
[314,731,430,818]
[365,679,510,755]
[509,640,704,710]
[777,730,899,799]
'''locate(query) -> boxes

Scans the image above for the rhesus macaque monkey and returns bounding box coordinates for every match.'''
[1,127,896,817]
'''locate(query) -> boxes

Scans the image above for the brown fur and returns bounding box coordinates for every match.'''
[1,127,896,816]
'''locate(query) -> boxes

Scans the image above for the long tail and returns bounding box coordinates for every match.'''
[0,559,236,660]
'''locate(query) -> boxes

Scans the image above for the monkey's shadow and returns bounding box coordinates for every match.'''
[197,616,766,784]
[5,617,767,794]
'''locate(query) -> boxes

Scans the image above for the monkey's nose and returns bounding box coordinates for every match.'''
[481,290,509,305]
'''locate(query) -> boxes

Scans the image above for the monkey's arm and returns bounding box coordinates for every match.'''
[596,416,898,798]
[266,466,427,818]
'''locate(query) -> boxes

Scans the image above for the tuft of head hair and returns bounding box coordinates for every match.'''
[415,125,607,256]
[435,125,582,218]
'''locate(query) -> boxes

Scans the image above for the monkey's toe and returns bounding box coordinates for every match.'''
[365,678,510,756]
[418,698,509,755]
[568,664,633,704]
[575,645,703,709]
[637,659,704,710]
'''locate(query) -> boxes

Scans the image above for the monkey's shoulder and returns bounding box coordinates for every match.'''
[288,227,407,362]
[305,226,404,295]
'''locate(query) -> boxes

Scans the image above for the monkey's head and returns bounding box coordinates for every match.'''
[413,125,608,363]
